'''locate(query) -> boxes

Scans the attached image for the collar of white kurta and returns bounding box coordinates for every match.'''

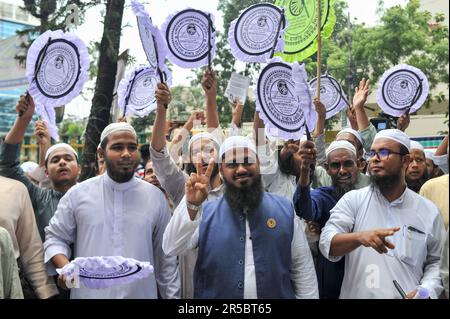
[103,173,141,191]
[56,256,153,289]
[372,184,409,206]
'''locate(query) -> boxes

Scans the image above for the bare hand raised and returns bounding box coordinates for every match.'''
[185,155,215,207]
[34,120,50,146]
[16,93,35,118]
[155,83,171,108]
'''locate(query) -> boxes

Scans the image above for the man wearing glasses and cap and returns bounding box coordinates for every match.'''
[320,129,445,299]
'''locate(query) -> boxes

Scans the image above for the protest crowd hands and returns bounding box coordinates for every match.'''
[353,78,370,108]
[155,83,172,108]
[397,112,410,132]
[16,93,35,118]
[357,227,400,254]
[34,120,51,146]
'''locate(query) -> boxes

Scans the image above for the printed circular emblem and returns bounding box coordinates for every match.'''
[309,75,347,119]
[35,39,80,99]
[257,62,306,133]
[137,16,158,68]
[26,30,89,108]
[267,218,277,229]
[132,0,168,71]
[162,9,215,68]
[377,64,429,117]
[79,263,142,279]
[129,69,158,110]
[56,256,154,289]
[234,4,285,56]
[118,66,162,118]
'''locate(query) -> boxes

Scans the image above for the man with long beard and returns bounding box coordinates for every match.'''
[163,136,318,299]
[293,140,359,299]
[320,129,445,299]
[44,122,180,299]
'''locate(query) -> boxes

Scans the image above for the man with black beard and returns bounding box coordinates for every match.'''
[293,140,359,299]
[405,141,429,193]
[44,122,180,299]
[163,136,318,299]
[320,129,445,299]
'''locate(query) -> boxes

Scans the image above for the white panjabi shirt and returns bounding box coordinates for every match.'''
[44,173,180,299]
[320,185,445,299]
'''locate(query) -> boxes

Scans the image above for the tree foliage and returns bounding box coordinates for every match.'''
[198,0,448,129]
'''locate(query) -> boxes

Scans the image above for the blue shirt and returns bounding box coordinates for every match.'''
[293,185,344,299]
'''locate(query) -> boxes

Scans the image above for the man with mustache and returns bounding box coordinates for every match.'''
[293,140,360,299]
[320,129,445,299]
[163,136,318,298]
[44,122,180,299]
[0,94,80,241]
[405,141,429,193]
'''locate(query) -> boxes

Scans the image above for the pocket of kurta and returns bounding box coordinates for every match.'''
[399,225,427,268]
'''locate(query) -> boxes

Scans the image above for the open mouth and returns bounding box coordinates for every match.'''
[57,168,70,175]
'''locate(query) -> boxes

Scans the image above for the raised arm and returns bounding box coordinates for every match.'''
[34,120,51,167]
[352,78,370,131]
[313,98,326,137]
[151,83,172,152]
[231,97,244,129]
[6,93,35,144]
[201,69,219,130]
[253,110,266,148]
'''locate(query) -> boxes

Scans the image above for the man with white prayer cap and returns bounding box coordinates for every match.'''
[149,82,224,298]
[163,135,319,299]
[405,140,429,192]
[44,122,180,299]
[294,140,360,299]
[424,149,444,179]
[320,129,446,299]
[0,95,80,241]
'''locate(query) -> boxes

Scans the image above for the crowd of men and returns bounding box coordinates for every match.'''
[0,70,448,299]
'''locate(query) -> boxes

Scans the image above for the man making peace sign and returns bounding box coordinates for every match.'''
[163,136,319,299]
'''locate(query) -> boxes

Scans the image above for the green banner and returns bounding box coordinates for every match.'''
[274,0,336,62]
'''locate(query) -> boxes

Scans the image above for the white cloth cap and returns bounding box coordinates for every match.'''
[45,143,78,161]
[337,128,363,147]
[424,149,435,161]
[373,129,411,151]
[188,132,220,152]
[219,136,257,159]
[326,140,357,158]
[410,140,424,152]
[100,122,137,145]
[20,161,38,174]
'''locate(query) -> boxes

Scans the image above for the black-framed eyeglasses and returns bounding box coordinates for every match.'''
[367,149,405,161]
[328,160,356,170]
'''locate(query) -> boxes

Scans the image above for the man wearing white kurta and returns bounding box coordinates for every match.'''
[320,129,445,299]
[44,123,180,299]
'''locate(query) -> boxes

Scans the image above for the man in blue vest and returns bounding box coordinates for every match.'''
[163,136,318,299]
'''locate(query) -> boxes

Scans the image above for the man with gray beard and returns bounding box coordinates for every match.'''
[293,140,360,299]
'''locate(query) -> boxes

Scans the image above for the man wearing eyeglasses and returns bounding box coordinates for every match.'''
[320,129,446,299]
[293,140,360,299]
